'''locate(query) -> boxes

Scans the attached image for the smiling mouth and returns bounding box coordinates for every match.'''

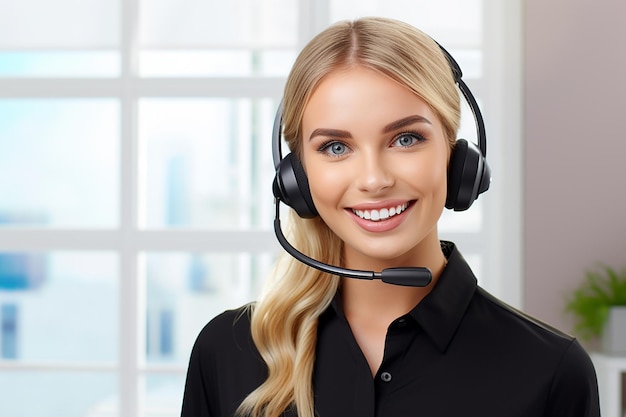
[351,202,410,222]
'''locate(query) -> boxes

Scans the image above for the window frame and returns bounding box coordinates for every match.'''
[0,0,522,415]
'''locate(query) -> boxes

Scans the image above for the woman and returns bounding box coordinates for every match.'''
[181,17,599,417]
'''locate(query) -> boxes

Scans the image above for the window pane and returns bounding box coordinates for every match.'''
[0,99,119,228]
[330,0,482,47]
[138,0,297,77]
[139,0,296,47]
[0,0,119,48]
[0,371,118,417]
[143,252,274,366]
[0,51,120,78]
[0,252,118,362]
[139,99,275,229]
[142,374,185,417]
[447,49,482,79]
[138,50,296,77]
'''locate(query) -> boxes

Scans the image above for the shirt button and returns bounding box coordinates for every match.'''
[397,318,407,327]
[380,371,392,382]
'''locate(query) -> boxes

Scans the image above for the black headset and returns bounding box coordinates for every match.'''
[272,44,491,219]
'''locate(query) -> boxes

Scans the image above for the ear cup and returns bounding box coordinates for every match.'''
[446,139,491,211]
[273,152,318,218]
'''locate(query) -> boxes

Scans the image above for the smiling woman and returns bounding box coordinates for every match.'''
[0,1,525,416]
[181,17,599,417]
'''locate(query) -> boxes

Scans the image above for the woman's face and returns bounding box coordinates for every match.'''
[301,66,450,269]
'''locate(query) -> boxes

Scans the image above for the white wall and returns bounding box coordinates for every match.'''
[524,0,626,342]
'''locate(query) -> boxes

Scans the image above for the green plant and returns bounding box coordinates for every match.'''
[564,264,626,341]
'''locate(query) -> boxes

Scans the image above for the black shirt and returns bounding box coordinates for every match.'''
[181,242,600,417]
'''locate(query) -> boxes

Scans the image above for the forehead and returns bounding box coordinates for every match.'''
[303,66,438,132]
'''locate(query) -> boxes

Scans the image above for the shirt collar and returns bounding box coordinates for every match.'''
[328,241,477,352]
[409,241,477,352]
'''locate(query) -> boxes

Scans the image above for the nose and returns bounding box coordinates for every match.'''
[355,152,394,193]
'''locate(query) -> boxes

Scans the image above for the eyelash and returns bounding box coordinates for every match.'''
[317,130,427,157]
[318,140,350,157]
[393,131,427,148]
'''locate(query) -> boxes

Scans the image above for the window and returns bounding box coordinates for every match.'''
[0,1,521,416]
[1,304,18,359]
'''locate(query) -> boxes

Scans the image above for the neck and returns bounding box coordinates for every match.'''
[340,247,447,323]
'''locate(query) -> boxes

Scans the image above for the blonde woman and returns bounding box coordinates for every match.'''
[181,17,599,417]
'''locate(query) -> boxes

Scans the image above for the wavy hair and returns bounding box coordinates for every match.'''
[238,17,461,417]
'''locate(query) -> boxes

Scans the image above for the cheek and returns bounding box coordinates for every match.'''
[402,154,449,195]
[304,161,344,209]
[309,170,343,208]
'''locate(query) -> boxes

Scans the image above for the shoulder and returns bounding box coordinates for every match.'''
[474,288,598,398]
[472,286,575,349]
[463,287,598,378]
[192,304,256,357]
[182,305,268,416]
[188,304,266,393]
[544,338,600,415]
[464,289,599,415]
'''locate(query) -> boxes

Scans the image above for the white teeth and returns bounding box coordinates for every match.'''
[352,203,409,222]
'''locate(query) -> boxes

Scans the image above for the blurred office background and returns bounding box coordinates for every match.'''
[2,0,623,416]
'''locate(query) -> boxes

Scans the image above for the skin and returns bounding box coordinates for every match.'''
[301,65,451,375]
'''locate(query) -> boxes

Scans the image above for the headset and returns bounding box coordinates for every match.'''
[271,43,492,287]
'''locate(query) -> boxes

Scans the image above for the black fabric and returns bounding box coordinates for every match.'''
[181,242,600,417]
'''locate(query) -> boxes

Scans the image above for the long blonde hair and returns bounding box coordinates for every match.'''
[238,17,461,417]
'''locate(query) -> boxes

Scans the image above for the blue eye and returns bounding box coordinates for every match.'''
[393,132,424,148]
[320,141,349,156]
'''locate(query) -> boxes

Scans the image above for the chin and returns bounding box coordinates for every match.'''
[351,241,419,265]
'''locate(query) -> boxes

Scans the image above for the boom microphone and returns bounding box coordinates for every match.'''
[273,200,432,287]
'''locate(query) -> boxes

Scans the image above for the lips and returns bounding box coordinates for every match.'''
[351,202,409,222]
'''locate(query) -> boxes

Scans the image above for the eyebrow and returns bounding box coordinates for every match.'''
[308,128,352,141]
[308,114,432,141]
[382,115,432,133]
